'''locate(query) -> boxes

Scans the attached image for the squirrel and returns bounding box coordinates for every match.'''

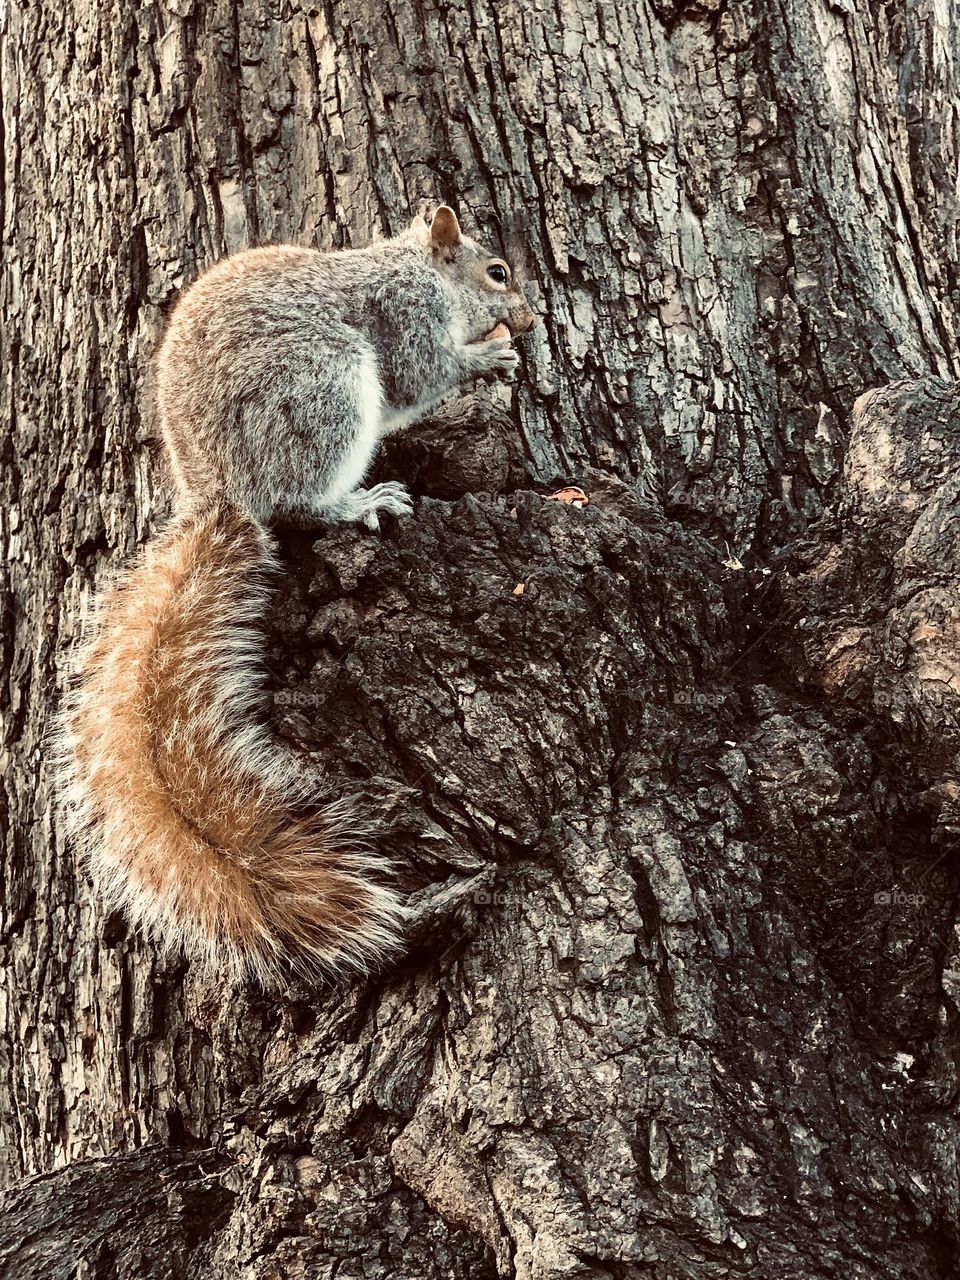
[60,206,536,985]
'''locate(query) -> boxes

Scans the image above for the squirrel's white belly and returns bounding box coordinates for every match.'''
[315,350,385,504]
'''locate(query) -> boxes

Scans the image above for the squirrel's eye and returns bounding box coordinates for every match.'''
[487,263,509,286]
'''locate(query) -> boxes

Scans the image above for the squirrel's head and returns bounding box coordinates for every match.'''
[410,206,536,342]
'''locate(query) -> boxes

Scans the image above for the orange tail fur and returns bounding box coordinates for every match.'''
[59,502,404,984]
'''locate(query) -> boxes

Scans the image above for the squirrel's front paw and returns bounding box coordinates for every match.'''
[466,337,520,379]
[358,481,414,531]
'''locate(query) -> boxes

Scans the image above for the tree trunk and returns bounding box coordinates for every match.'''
[3,1,960,1276]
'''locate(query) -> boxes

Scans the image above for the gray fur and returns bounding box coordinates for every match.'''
[157,208,535,527]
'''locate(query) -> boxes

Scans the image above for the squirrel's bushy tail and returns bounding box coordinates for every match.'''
[59,502,404,985]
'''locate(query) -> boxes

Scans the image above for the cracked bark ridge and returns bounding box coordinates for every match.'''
[0,1148,234,1280]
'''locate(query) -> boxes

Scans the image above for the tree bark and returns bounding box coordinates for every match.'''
[3,1,960,1276]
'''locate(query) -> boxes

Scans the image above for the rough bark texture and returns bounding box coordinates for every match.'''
[3,1,960,1277]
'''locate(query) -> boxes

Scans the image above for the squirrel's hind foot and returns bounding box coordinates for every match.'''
[358,481,414,531]
[314,481,414,531]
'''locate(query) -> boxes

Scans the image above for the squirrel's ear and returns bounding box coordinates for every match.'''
[408,213,431,243]
[430,206,462,250]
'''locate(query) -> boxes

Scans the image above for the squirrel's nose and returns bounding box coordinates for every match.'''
[511,308,536,335]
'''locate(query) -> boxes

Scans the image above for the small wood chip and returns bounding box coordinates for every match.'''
[513,583,525,595]
[547,487,589,507]
[722,542,745,571]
